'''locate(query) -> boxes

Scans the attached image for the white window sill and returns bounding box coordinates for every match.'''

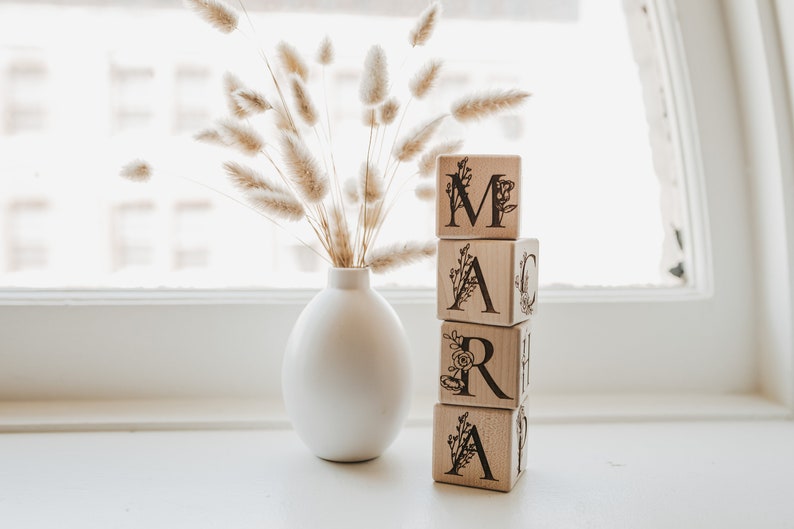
[2,413,793,528]
[0,392,789,432]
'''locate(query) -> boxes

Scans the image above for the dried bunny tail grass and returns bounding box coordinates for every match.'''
[330,209,354,267]
[246,189,304,221]
[359,162,383,203]
[362,108,377,127]
[409,2,441,47]
[272,103,296,133]
[290,76,318,127]
[366,240,437,273]
[378,98,400,125]
[316,36,334,65]
[219,119,264,155]
[224,161,285,194]
[233,89,272,117]
[280,132,329,203]
[223,72,246,118]
[414,182,436,201]
[417,139,463,177]
[277,41,309,82]
[194,128,228,146]
[364,200,382,231]
[451,89,531,122]
[359,45,389,106]
[409,60,442,99]
[394,115,445,162]
[184,0,238,34]
[343,177,360,204]
[120,159,152,182]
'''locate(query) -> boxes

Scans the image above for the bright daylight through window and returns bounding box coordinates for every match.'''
[0,0,687,290]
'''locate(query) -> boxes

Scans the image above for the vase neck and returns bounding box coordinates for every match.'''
[327,267,371,290]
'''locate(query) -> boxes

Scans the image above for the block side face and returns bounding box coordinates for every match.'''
[438,320,527,410]
[437,239,515,326]
[432,404,514,492]
[436,155,521,240]
[510,400,529,489]
[510,238,539,326]
[516,321,532,405]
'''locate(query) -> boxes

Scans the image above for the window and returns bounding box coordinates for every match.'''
[4,60,48,134]
[0,0,785,419]
[173,201,211,269]
[110,64,155,133]
[5,201,50,272]
[112,202,156,271]
[1,0,683,289]
[173,66,211,134]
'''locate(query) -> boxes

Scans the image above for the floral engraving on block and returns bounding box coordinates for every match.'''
[445,157,473,223]
[520,332,530,391]
[440,330,474,393]
[448,243,477,309]
[493,178,517,226]
[447,412,477,474]
[515,251,537,315]
[516,405,528,475]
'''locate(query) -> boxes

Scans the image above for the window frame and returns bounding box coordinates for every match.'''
[1,0,791,420]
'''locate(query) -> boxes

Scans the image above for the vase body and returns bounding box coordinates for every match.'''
[282,267,412,462]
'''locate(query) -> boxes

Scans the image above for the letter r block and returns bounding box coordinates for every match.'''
[437,238,539,327]
[432,402,528,492]
[436,154,521,240]
[439,319,532,410]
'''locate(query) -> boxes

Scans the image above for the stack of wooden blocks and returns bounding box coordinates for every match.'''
[432,155,539,492]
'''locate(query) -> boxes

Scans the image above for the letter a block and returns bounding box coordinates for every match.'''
[439,320,532,410]
[432,402,528,492]
[436,154,521,240]
[437,238,539,327]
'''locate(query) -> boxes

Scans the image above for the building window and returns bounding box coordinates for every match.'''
[4,61,47,134]
[174,66,211,134]
[5,201,49,271]
[110,65,154,133]
[112,202,156,270]
[173,201,211,270]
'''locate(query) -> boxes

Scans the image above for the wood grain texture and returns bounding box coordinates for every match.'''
[436,155,521,240]
[437,238,539,326]
[438,320,532,410]
[432,401,528,492]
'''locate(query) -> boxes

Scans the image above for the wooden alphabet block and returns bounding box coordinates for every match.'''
[432,402,528,492]
[437,238,539,327]
[439,320,531,410]
[436,155,521,240]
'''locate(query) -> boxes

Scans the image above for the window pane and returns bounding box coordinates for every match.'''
[0,0,687,289]
[112,203,156,270]
[5,201,50,271]
[5,61,48,134]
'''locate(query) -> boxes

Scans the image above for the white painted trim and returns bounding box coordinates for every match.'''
[652,0,715,298]
[0,393,787,433]
[0,284,711,306]
[722,0,794,407]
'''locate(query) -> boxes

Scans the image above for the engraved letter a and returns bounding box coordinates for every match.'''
[445,425,497,481]
[447,257,499,314]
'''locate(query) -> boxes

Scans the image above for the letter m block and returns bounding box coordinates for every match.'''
[436,154,521,240]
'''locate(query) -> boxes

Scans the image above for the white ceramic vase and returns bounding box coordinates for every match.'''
[282,267,412,462]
